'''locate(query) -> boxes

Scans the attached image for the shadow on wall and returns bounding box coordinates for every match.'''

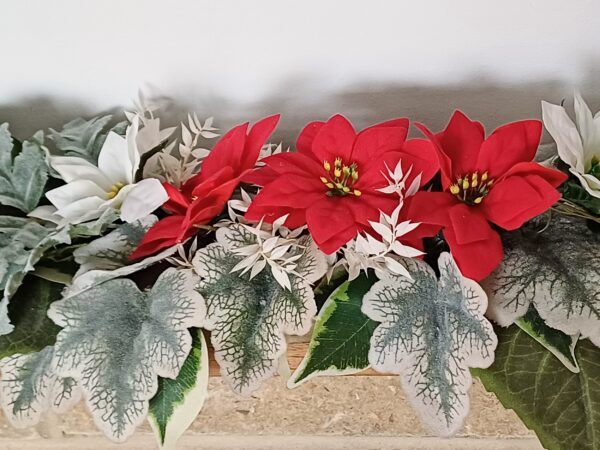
[1,66,599,146]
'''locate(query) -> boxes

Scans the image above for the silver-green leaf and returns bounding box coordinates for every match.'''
[484,216,600,347]
[362,252,497,437]
[0,346,80,428]
[73,215,157,277]
[192,223,327,395]
[47,268,205,442]
[0,124,48,212]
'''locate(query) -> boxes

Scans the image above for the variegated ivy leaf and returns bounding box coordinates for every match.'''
[149,328,209,449]
[0,345,81,428]
[192,223,327,395]
[0,217,71,335]
[48,115,127,164]
[47,268,205,442]
[362,252,497,437]
[483,216,600,347]
[73,215,157,277]
[0,124,48,213]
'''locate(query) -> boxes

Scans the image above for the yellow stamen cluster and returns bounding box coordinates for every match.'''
[449,171,493,205]
[321,158,361,197]
[106,182,125,200]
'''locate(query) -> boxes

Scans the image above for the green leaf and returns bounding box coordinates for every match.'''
[516,306,579,373]
[0,345,80,428]
[48,268,205,442]
[484,216,600,347]
[0,276,63,360]
[48,115,126,164]
[149,328,209,449]
[362,253,497,437]
[68,208,120,239]
[474,325,600,450]
[192,223,327,395]
[289,273,378,387]
[560,179,600,215]
[0,124,48,213]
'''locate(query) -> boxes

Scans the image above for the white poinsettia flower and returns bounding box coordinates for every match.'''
[43,117,168,224]
[542,92,600,198]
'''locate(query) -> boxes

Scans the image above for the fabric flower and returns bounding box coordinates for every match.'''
[244,114,439,254]
[130,115,280,260]
[43,117,168,224]
[542,92,600,198]
[409,111,568,281]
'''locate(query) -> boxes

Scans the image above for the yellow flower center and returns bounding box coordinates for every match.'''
[106,182,125,200]
[320,157,361,197]
[449,171,494,205]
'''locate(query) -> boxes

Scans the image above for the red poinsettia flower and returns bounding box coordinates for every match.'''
[130,115,280,259]
[408,111,568,281]
[244,114,439,254]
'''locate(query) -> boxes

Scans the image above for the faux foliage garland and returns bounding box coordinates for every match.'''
[0,92,599,449]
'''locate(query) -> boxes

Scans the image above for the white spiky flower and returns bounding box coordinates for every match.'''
[377,159,422,197]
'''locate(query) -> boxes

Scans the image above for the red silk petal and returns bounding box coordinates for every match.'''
[129,215,186,260]
[311,114,356,164]
[296,121,325,154]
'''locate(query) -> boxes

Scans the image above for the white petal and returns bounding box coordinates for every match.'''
[383,257,413,280]
[541,100,585,172]
[46,180,106,209]
[50,156,112,190]
[271,265,291,290]
[250,258,267,279]
[27,205,61,223]
[369,221,394,243]
[269,245,291,260]
[571,170,600,198]
[394,220,421,237]
[119,178,168,222]
[55,196,106,223]
[98,131,133,184]
[573,91,600,160]
[391,241,424,258]
[406,173,422,197]
[127,116,142,175]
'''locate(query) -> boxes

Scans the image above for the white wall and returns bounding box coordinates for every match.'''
[1,0,599,140]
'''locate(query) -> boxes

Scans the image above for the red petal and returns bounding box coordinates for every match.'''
[245,202,307,228]
[162,183,190,215]
[448,203,493,245]
[185,178,240,228]
[384,138,440,188]
[248,175,324,209]
[311,115,356,164]
[345,192,397,227]
[190,166,235,198]
[502,162,568,188]
[259,152,323,177]
[414,122,454,188]
[129,215,186,260]
[443,226,503,281]
[364,118,410,131]
[437,110,485,178]
[297,121,325,154]
[199,122,248,179]
[240,114,280,172]
[481,174,561,230]
[406,191,455,227]
[477,120,541,178]
[306,198,356,251]
[242,166,279,186]
[352,126,408,168]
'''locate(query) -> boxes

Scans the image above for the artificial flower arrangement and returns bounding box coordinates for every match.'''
[0,92,598,450]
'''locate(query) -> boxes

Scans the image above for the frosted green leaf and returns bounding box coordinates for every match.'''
[68,208,120,239]
[516,306,579,373]
[484,216,600,347]
[49,115,126,164]
[474,325,600,450]
[193,223,327,395]
[48,268,205,442]
[289,273,378,387]
[362,252,497,437]
[73,215,157,277]
[149,328,209,449]
[0,346,80,428]
[0,218,71,335]
[0,124,48,212]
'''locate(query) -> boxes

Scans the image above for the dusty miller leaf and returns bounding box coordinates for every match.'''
[0,218,71,336]
[149,328,209,449]
[48,115,126,164]
[474,325,600,450]
[192,223,327,395]
[0,345,80,428]
[48,268,205,442]
[362,252,497,437]
[289,273,378,387]
[73,215,157,277]
[483,216,600,347]
[0,124,48,213]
